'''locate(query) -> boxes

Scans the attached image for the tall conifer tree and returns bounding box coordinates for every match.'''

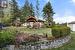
[43,1,54,26]
[36,0,39,18]
[11,0,20,22]
[30,3,35,16]
[21,0,35,22]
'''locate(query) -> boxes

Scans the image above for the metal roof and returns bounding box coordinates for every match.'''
[68,21,75,24]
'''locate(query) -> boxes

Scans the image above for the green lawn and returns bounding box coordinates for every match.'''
[43,32,75,50]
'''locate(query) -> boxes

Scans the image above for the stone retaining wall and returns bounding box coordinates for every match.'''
[4,35,71,50]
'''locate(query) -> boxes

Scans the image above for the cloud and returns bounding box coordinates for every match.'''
[54,16,75,24]
[53,9,75,24]
[44,0,50,3]
[45,0,49,1]
[71,0,75,3]
[70,0,75,4]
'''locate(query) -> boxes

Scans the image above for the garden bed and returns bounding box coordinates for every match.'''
[0,26,71,50]
[0,35,71,50]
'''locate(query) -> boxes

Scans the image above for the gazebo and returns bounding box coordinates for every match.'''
[27,16,36,22]
[26,16,36,28]
[22,16,44,28]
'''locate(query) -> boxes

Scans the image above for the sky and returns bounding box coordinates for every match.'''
[17,0,75,24]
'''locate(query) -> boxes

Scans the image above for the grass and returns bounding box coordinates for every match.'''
[4,26,52,36]
[43,32,75,50]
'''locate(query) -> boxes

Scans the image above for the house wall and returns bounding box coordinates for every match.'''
[73,24,75,31]
[38,22,44,28]
[22,22,44,28]
[67,24,74,31]
[29,22,34,27]
[22,22,29,27]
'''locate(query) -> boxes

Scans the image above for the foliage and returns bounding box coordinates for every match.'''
[0,0,21,25]
[0,30,16,48]
[1,16,11,26]
[2,27,52,36]
[0,11,4,18]
[0,9,11,26]
[11,0,21,22]
[33,22,40,29]
[52,26,71,38]
[21,0,35,22]
[15,33,40,45]
[0,26,52,48]
[43,1,54,26]
[30,3,35,16]
[36,0,39,17]
[44,21,55,28]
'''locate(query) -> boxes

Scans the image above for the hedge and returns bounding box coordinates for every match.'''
[52,26,71,38]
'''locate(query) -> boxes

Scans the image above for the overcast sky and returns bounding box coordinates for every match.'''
[17,0,75,24]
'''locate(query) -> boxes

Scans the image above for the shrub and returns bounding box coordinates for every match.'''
[33,22,40,29]
[0,30,16,48]
[27,25,31,28]
[52,26,71,38]
[15,33,40,45]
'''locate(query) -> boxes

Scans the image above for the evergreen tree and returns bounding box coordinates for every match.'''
[30,3,35,16]
[43,1,54,26]
[21,0,30,22]
[21,0,35,22]
[11,0,20,22]
[36,0,39,18]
